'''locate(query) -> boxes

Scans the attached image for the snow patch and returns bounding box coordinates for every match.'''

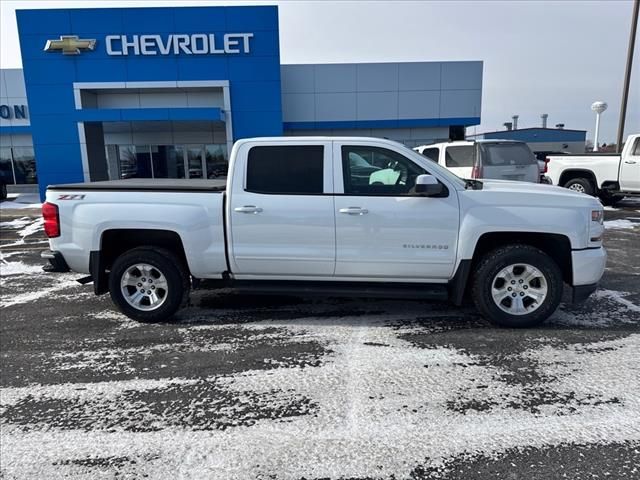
[0,273,82,308]
[0,217,33,229]
[0,261,44,276]
[604,219,636,230]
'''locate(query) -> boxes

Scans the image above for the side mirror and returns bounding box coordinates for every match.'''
[415,174,445,196]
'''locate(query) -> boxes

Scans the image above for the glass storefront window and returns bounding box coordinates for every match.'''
[205,144,228,178]
[106,143,228,181]
[186,145,204,179]
[0,147,15,184]
[118,145,152,179]
[12,147,37,184]
[152,145,185,179]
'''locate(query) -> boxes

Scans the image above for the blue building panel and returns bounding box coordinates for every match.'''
[16,6,282,198]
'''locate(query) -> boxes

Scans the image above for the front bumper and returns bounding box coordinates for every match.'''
[571,247,606,303]
[41,250,70,273]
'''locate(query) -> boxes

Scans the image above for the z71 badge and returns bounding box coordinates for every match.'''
[57,194,85,200]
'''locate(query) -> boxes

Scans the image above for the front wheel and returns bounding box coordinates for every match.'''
[0,183,7,201]
[108,247,190,322]
[471,245,563,328]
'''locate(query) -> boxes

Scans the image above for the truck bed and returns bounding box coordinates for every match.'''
[48,178,227,192]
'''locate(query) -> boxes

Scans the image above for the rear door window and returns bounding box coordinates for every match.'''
[480,143,537,166]
[246,145,324,194]
[445,146,474,167]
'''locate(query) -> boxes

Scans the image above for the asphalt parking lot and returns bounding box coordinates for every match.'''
[1,198,639,479]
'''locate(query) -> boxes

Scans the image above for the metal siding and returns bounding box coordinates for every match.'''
[315,93,357,121]
[440,89,482,118]
[281,93,315,121]
[398,63,441,91]
[281,61,482,130]
[441,61,483,90]
[398,90,440,119]
[356,63,398,92]
[314,64,357,93]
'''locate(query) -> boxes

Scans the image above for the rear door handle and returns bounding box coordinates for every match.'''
[624,160,637,164]
[234,205,263,214]
[339,207,369,215]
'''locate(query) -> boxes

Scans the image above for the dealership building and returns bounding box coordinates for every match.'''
[0,5,483,199]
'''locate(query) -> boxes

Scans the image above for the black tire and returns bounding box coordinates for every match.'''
[471,244,563,328]
[563,177,594,196]
[0,183,7,201]
[599,193,624,207]
[108,247,190,323]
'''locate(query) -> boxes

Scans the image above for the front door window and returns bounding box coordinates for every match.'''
[341,145,426,195]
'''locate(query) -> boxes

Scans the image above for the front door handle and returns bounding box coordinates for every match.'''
[339,207,369,215]
[624,160,637,164]
[234,205,263,214]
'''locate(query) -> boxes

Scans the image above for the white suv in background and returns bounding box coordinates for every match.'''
[415,140,540,183]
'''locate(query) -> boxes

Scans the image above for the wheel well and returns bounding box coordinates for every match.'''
[100,229,188,271]
[471,232,573,284]
[559,169,597,189]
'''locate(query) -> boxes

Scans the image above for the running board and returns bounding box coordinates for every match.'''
[226,280,449,301]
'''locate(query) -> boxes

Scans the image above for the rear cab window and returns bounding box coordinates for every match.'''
[480,143,537,166]
[246,145,324,194]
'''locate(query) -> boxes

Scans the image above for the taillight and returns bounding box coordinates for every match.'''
[543,157,550,173]
[42,202,60,238]
[471,165,483,179]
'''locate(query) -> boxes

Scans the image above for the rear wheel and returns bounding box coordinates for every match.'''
[564,177,594,196]
[0,183,7,200]
[108,247,190,322]
[471,245,563,328]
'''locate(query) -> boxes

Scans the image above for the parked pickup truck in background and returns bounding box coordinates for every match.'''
[545,133,640,206]
[42,137,606,328]
[414,140,540,183]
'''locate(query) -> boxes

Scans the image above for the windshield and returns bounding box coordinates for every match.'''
[395,142,467,189]
[480,143,536,166]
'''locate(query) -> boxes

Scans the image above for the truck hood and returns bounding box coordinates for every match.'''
[470,180,602,208]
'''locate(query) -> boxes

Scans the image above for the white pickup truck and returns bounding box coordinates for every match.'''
[545,133,640,205]
[42,137,606,328]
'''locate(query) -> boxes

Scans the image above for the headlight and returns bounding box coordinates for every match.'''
[591,210,603,224]
[590,209,604,243]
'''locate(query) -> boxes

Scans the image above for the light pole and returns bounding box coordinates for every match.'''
[591,101,608,152]
[616,0,639,152]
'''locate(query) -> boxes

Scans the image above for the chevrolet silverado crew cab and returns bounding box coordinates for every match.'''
[545,133,640,205]
[42,137,606,328]
[414,140,540,183]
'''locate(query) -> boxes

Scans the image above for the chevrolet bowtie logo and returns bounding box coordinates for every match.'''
[44,36,96,55]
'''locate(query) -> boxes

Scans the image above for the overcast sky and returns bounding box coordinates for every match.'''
[1,0,638,143]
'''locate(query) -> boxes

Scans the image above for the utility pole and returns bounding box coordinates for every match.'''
[616,0,639,152]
